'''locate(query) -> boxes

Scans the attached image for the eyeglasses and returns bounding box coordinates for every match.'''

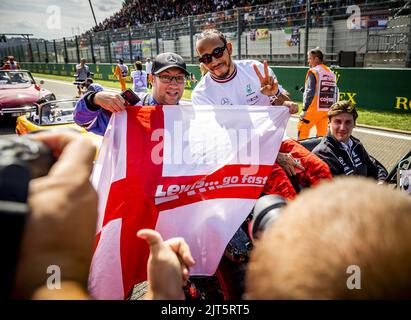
[155,75,186,84]
[198,44,227,64]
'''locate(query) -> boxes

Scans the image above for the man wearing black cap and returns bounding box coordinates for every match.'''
[79,78,104,95]
[75,58,90,97]
[74,52,189,136]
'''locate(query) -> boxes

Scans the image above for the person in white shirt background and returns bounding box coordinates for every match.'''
[130,61,148,93]
[145,57,153,89]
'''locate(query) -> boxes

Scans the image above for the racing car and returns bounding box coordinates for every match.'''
[0,70,55,117]
[15,99,102,156]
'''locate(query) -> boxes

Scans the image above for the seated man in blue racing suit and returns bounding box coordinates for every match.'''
[312,100,387,183]
[74,52,188,136]
[79,78,104,95]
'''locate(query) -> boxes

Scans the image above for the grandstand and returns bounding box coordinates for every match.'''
[1,0,410,67]
[90,0,396,33]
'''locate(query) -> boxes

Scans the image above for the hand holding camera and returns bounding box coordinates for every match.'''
[0,132,98,299]
[92,89,140,113]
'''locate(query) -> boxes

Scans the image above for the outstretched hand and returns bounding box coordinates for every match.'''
[253,60,279,97]
[138,229,195,300]
[94,91,127,113]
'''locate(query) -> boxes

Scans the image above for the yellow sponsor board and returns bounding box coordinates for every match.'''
[256,28,269,40]
[395,97,411,111]
[93,73,103,79]
[339,92,358,104]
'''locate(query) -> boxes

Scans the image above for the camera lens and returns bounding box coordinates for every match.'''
[250,194,287,240]
[0,136,55,180]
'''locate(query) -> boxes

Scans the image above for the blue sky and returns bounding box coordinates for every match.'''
[0,0,123,40]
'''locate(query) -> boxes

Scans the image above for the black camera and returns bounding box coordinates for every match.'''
[249,195,287,240]
[121,89,141,106]
[0,136,55,298]
[0,136,55,203]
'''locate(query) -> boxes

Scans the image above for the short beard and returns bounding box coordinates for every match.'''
[213,59,234,79]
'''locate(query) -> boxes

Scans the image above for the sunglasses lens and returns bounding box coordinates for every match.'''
[214,47,224,58]
[199,45,225,64]
[199,55,212,64]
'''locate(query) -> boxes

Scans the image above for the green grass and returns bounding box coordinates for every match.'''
[355,109,411,132]
[33,73,410,132]
[295,102,411,133]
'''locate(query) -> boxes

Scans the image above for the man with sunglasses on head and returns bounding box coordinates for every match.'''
[192,29,332,199]
[74,52,188,136]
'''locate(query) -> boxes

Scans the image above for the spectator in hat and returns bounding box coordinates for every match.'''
[74,52,189,136]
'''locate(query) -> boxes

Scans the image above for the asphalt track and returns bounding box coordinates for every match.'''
[1,76,410,172]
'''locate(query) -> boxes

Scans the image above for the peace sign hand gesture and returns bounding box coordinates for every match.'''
[253,60,279,97]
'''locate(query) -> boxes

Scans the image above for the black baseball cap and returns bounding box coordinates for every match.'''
[152,52,189,76]
[81,78,94,87]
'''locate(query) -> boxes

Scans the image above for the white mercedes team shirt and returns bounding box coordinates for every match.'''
[192,60,289,140]
[192,60,284,106]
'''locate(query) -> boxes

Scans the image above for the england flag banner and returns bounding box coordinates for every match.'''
[89,104,289,299]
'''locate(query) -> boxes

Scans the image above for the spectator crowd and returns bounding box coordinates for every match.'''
[89,0,391,34]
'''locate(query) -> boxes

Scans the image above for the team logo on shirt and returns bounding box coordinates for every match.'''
[221,97,231,105]
[344,167,353,175]
[245,83,259,104]
[166,55,178,63]
[246,84,253,95]
[247,95,259,105]
[245,84,256,96]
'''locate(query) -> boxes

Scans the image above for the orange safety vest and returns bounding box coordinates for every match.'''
[305,64,337,111]
[115,64,128,79]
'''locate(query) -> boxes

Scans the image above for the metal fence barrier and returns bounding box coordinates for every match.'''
[1,0,410,67]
